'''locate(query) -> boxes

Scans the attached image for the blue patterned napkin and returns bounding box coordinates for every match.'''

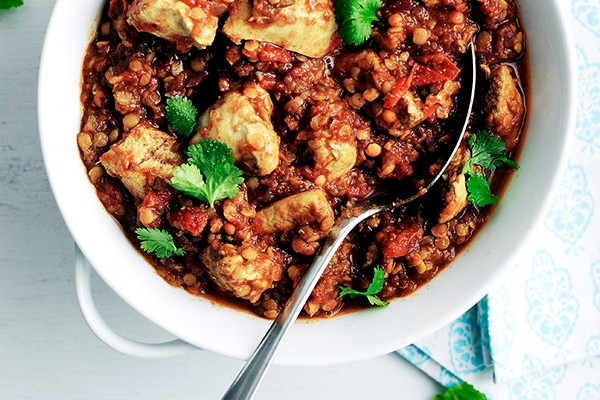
[398,1,600,398]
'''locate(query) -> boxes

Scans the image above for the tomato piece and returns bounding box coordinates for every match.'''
[168,206,209,236]
[411,64,448,86]
[383,65,416,109]
[377,224,422,258]
[411,53,460,87]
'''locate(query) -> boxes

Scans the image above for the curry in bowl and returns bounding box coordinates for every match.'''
[78,0,526,319]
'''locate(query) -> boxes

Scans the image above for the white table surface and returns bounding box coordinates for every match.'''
[0,1,442,399]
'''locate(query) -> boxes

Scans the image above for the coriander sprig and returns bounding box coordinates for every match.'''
[135,227,185,259]
[0,0,23,9]
[165,95,198,137]
[462,131,519,207]
[338,266,390,307]
[463,131,519,173]
[335,0,382,46]
[432,382,487,400]
[171,139,244,208]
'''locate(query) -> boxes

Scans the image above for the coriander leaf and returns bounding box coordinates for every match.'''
[367,295,390,307]
[338,266,390,307]
[171,163,209,200]
[208,163,245,204]
[135,227,185,259]
[165,95,198,137]
[432,382,487,400]
[0,0,23,9]
[466,173,498,207]
[461,131,519,208]
[463,131,520,175]
[368,265,386,293]
[335,0,382,46]
[171,139,244,208]
[493,155,520,171]
[186,138,236,173]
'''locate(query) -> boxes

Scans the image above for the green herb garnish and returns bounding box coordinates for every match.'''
[463,131,519,173]
[171,139,244,208]
[432,382,487,400]
[165,95,198,138]
[335,0,382,46]
[465,173,497,207]
[135,227,185,259]
[462,131,519,207]
[0,0,23,9]
[338,266,390,307]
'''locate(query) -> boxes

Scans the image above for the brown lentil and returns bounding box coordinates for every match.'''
[382,109,397,123]
[412,28,429,45]
[388,13,403,27]
[223,223,236,236]
[88,165,104,183]
[366,143,382,157]
[122,113,140,130]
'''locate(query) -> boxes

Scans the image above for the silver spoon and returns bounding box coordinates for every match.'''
[222,42,477,400]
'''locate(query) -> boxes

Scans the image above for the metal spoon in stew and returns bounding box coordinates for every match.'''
[221,42,477,400]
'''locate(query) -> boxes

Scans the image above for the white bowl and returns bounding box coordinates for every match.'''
[38,0,576,365]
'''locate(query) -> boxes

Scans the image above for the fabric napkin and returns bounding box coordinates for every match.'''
[398,1,600,398]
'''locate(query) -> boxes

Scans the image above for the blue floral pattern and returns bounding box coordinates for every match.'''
[485,288,515,371]
[525,251,579,348]
[438,368,461,389]
[592,261,600,312]
[544,164,594,246]
[574,46,600,154]
[577,384,600,400]
[396,345,430,367]
[572,0,600,36]
[509,355,567,400]
[586,336,600,359]
[448,306,486,374]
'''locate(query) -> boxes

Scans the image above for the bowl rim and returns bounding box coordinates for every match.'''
[38,0,578,365]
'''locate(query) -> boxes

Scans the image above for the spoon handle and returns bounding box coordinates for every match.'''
[221,205,384,400]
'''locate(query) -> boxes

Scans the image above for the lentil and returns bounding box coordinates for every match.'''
[412,28,429,45]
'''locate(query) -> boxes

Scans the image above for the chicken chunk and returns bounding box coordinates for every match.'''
[309,138,356,182]
[222,0,337,58]
[100,122,183,199]
[191,84,279,176]
[299,101,366,182]
[439,174,468,223]
[127,0,218,51]
[254,188,335,236]
[437,144,470,223]
[203,243,283,303]
[484,65,524,151]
